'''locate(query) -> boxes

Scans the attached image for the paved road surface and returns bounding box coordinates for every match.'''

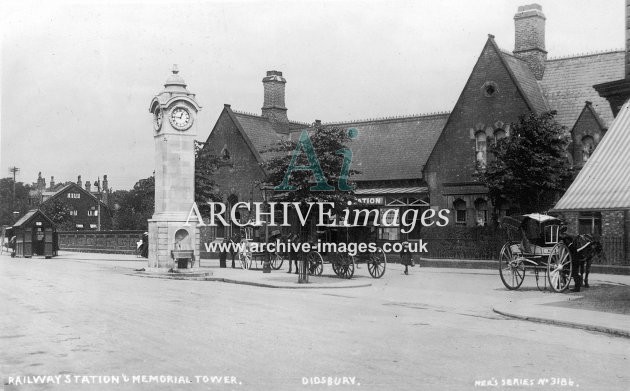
[1,255,629,390]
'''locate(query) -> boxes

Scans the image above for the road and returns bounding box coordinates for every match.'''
[1,254,629,390]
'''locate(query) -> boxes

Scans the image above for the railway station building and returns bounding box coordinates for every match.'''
[201,4,625,244]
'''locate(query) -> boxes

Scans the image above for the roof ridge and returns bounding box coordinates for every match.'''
[231,109,263,118]
[231,108,310,126]
[547,49,624,61]
[323,111,451,126]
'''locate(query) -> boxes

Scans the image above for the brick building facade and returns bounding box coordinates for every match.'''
[201,4,626,250]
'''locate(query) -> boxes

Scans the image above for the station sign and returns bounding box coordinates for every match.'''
[357,196,385,205]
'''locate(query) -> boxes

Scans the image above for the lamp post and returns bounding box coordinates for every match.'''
[260,184,271,273]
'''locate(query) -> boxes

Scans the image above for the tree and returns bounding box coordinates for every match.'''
[40,199,75,230]
[0,178,31,226]
[476,111,572,215]
[262,125,360,281]
[194,141,221,213]
[111,176,155,230]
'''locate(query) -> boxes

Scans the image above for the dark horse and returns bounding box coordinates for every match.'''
[560,232,605,292]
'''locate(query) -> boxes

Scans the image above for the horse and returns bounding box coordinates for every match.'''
[560,232,605,291]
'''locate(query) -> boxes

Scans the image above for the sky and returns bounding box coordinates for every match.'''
[0,0,624,191]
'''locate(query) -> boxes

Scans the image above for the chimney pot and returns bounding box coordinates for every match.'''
[513,3,547,80]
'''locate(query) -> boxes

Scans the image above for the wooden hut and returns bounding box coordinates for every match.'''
[12,209,57,258]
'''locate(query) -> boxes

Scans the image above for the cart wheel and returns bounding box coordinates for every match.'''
[367,249,387,278]
[270,253,284,270]
[307,252,323,276]
[332,262,340,276]
[547,243,572,292]
[339,254,355,279]
[239,252,251,270]
[499,243,525,290]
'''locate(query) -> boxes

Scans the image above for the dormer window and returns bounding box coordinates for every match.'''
[581,136,594,163]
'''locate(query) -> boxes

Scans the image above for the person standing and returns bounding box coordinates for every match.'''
[400,240,415,275]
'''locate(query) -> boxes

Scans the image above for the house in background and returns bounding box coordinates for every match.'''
[26,173,113,230]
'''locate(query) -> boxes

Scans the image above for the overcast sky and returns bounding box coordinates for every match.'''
[1,0,624,190]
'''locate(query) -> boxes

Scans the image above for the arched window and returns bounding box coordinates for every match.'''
[474,198,488,226]
[453,199,467,224]
[581,136,594,163]
[221,145,231,160]
[475,132,487,167]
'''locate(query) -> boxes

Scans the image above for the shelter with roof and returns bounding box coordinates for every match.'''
[11,209,57,258]
[202,3,625,240]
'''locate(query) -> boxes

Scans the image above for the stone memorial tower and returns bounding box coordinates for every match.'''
[148,65,201,269]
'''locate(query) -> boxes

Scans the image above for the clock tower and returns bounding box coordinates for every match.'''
[148,65,201,269]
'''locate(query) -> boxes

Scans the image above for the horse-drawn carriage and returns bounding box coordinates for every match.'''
[231,222,387,279]
[499,213,602,292]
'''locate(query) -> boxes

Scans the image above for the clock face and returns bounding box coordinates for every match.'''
[169,106,192,130]
[153,109,163,131]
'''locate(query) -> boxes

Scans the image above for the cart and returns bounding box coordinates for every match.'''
[499,213,573,292]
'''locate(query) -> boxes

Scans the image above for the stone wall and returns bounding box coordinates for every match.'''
[58,230,143,254]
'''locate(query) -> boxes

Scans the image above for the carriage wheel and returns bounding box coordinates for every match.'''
[367,249,387,278]
[239,252,251,270]
[270,253,284,270]
[332,262,340,277]
[307,252,323,276]
[547,243,572,292]
[499,243,525,290]
[340,254,355,279]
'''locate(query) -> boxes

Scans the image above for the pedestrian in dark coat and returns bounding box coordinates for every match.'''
[400,240,415,275]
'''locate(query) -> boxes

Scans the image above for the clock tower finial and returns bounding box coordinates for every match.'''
[172,64,179,74]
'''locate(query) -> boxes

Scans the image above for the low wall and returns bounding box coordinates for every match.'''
[58,230,144,254]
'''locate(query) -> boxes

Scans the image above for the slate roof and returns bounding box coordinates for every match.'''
[13,209,54,228]
[541,51,624,129]
[553,99,630,211]
[500,51,549,114]
[326,113,450,181]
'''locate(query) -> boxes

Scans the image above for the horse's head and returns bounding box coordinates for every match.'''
[576,234,606,263]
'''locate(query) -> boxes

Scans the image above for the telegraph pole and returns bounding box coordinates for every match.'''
[8,167,20,223]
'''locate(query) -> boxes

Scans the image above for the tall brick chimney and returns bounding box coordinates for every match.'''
[77,175,82,187]
[261,70,289,131]
[513,4,547,80]
[102,175,108,191]
[50,176,55,190]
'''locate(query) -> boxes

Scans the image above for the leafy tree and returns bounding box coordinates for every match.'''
[40,199,75,230]
[0,178,31,226]
[194,140,221,214]
[111,176,155,230]
[476,111,571,215]
[262,125,360,281]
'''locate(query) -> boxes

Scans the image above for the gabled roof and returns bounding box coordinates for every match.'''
[541,51,624,129]
[41,182,109,209]
[553,98,630,211]
[13,209,54,228]
[326,113,449,181]
[499,50,549,114]
[572,102,608,134]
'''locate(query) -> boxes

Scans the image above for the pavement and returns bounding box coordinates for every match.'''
[21,251,630,338]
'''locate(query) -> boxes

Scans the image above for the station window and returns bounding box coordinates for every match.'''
[474,198,488,226]
[475,132,487,167]
[453,199,466,225]
[578,211,602,237]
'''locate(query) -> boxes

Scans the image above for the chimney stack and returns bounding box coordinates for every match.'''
[50,176,55,190]
[261,70,289,131]
[85,181,91,192]
[513,4,547,80]
[102,175,108,191]
[77,175,82,187]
